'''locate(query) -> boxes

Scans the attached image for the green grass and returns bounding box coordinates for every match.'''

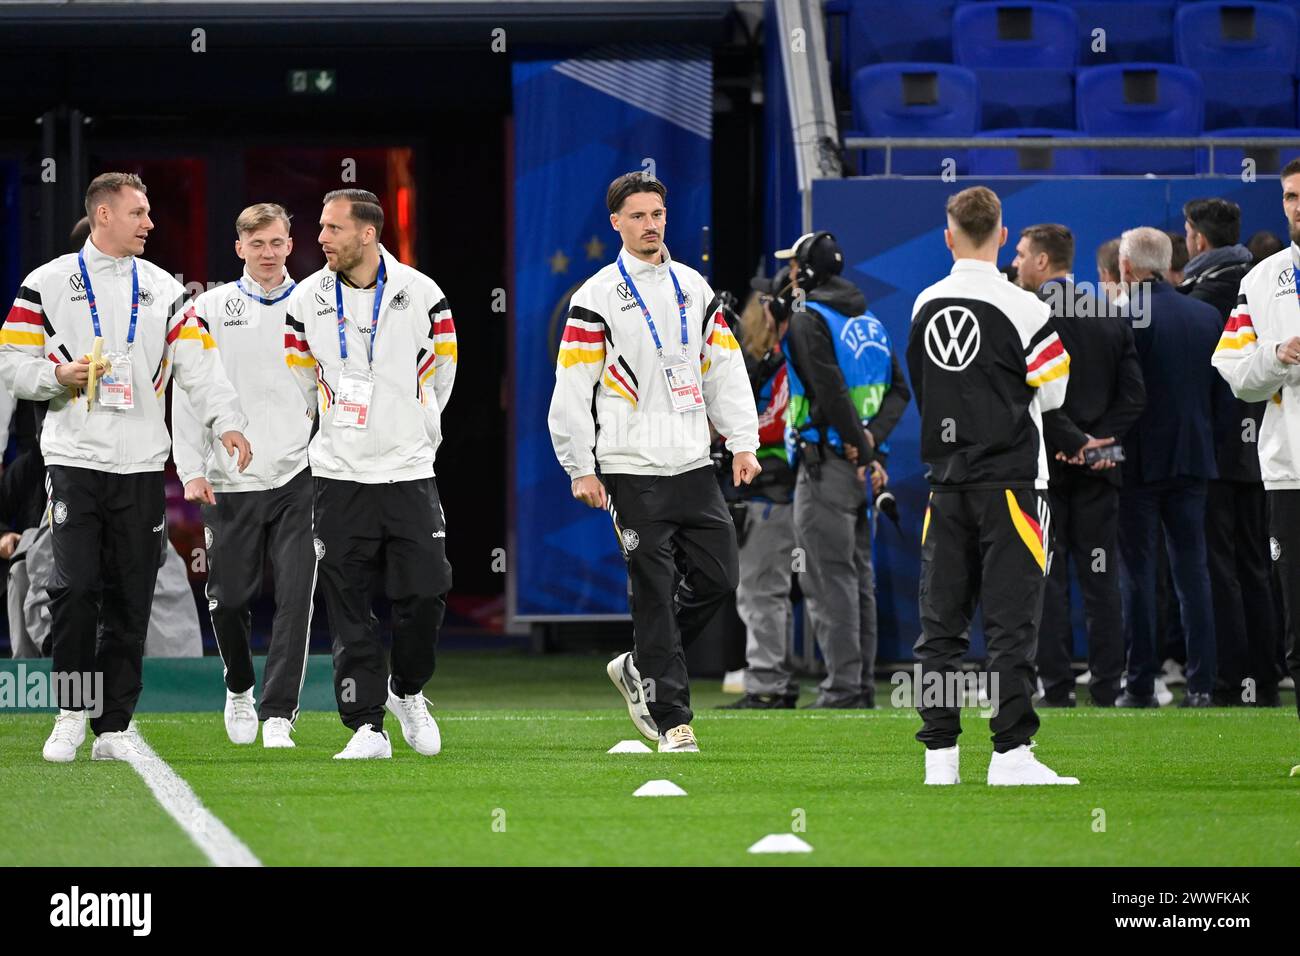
[2,652,1297,866]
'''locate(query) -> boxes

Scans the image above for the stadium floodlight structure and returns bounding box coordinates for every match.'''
[775,0,842,230]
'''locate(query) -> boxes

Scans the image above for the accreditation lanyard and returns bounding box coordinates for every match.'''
[617,256,704,413]
[236,277,296,306]
[77,249,138,349]
[335,259,387,367]
[618,256,689,361]
[1292,245,1300,307]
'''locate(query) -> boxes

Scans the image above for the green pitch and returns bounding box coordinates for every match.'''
[1,652,1296,866]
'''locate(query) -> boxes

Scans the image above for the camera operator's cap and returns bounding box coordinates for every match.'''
[775,231,844,285]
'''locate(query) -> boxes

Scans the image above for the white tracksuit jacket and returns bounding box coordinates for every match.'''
[0,239,246,474]
[547,246,759,478]
[283,245,457,483]
[1212,244,1300,490]
[172,268,312,492]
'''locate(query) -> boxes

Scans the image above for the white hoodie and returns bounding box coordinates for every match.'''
[172,268,312,492]
[1211,244,1300,489]
[0,239,246,474]
[283,245,456,483]
[547,246,758,478]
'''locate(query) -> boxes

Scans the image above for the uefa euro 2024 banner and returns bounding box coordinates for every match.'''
[511,48,712,618]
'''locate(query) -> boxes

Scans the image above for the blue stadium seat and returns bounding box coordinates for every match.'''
[1202,71,1296,129]
[1196,127,1300,175]
[969,128,1099,175]
[953,2,1079,68]
[1175,2,1298,129]
[846,1,956,71]
[1065,2,1177,65]
[1175,1,1298,70]
[954,2,1078,128]
[1076,63,1204,173]
[849,64,978,174]
[973,70,1077,128]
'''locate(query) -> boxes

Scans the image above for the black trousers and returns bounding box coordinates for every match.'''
[915,487,1046,753]
[46,465,166,735]
[314,477,452,732]
[1119,478,1216,696]
[202,469,317,721]
[604,466,739,733]
[1038,472,1124,706]
[1267,490,1300,719]
[1207,480,1280,703]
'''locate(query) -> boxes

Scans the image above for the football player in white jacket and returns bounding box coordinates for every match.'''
[0,172,251,763]
[284,189,456,760]
[1212,158,1300,747]
[547,173,761,753]
[172,203,316,750]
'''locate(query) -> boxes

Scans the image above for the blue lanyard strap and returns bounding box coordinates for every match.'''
[334,259,387,365]
[236,277,296,306]
[77,249,138,348]
[1292,245,1300,304]
[617,256,689,358]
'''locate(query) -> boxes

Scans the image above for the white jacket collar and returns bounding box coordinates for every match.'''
[335,244,413,295]
[619,245,673,281]
[241,266,294,298]
[81,237,135,275]
[951,258,1003,277]
[330,243,410,295]
[377,244,414,293]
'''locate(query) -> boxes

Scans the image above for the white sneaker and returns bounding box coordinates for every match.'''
[721,669,745,695]
[657,724,699,752]
[91,730,143,762]
[1075,669,1091,686]
[1279,676,1294,691]
[384,685,442,756]
[924,745,960,785]
[1161,659,1187,687]
[607,652,658,742]
[333,724,392,760]
[1154,678,1174,707]
[42,709,87,763]
[263,717,295,749]
[224,688,258,745]
[987,743,1079,786]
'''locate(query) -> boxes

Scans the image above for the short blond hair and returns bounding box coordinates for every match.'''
[85,172,146,219]
[235,202,292,237]
[946,186,1002,246]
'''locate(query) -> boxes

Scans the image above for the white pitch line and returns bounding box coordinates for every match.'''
[426,711,1285,722]
[127,723,262,868]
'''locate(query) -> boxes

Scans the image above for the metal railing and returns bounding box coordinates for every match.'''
[840,136,1300,177]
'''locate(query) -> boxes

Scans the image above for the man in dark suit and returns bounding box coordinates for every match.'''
[1013,224,1146,707]
[1115,227,1224,708]
[1179,198,1280,707]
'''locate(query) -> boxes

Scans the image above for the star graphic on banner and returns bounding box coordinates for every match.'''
[549,248,570,274]
[584,235,606,260]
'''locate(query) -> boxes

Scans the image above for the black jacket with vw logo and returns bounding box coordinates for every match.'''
[906,259,1071,490]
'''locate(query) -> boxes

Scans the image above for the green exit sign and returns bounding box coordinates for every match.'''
[288,70,336,95]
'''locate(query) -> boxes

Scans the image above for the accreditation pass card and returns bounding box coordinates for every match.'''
[99,351,134,409]
[334,368,373,429]
[663,359,705,413]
